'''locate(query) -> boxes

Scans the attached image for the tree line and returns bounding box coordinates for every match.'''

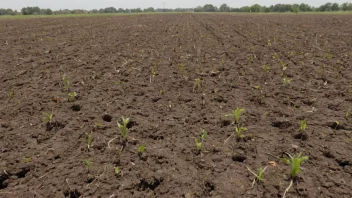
[1,2,352,16]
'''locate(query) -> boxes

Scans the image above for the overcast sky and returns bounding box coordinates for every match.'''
[1,0,348,10]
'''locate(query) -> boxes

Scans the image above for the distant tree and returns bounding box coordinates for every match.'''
[104,7,117,13]
[117,8,125,13]
[194,6,203,12]
[219,4,230,12]
[250,4,261,12]
[90,9,99,13]
[241,6,251,12]
[203,4,216,12]
[144,7,155,12]
[331,3,339,11]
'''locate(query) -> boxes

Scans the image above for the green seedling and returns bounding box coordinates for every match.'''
[151,66,157,77]
[117,117,130,141]
[62,75,71,90]
[68,91,77,101]
[114,166,120,175]
[194,129,207,152]
[94,122,102,128]
[138,144,146,157]
[335,121,340,129]
[235,126,247,140]
[300,119,306,132]
[246,166,267,187]
[282,77,292,87]
[282,153,309,198]
[193,78,201,92]
[86,133,92,149]
[42,111,53,124]
[84,159,92,171]
[221,58,225,65]
[226,107,245,124]
[160,90,164,95]
[179,63,188,80]
[249,55,254,63]
[9,90,15,99]
[346,111,350,119]
[263,65,270,72]
[23,157,32,163]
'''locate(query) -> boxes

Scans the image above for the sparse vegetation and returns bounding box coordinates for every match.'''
[117,117,130,141]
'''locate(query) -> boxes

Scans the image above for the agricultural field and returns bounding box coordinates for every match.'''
[0,13,352,197]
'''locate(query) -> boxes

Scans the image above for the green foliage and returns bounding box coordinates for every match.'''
[62,75,71,90]
[246,165,267,185]
[23,157,32,163]
[235,126,247,139]
[346,111,350,119]
[226,107,245,124]
[193,78,201,92]
[283,77,292,86]
[42,111,53,124]
[84,159,92,170]
[86,133,92,149]
[114,167,120,175]
[9,90,15,99]
[138,144,146,157]
[117,117,130,140]
[263,65,270,72]
[94,122,102,128]
[68,91,77,101]
[282,153,309,179]
[195,129,207,151]
[300,119,307,132]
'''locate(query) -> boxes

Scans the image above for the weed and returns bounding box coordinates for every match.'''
[246,165,267,187]
[117,117,130,141]
[68,91,77,102]
[86,133,92,149]
[226,107,245,124]
[300,119,307,132]
[138,144,146,158]
[62,75,71,90]
[42,111,53,124]
[193,78,201,92]
[84,159,92,171]
[235,126,247,140]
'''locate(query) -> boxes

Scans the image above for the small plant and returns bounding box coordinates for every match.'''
[94,122,102,128]
[117,117,130,141]
[23,157,32,163]
[249,55,254,63]
[137,144,146,158]
[151,66,157,77]
[235,126,247,140]
[346,111,350,119]
[246,165,267,187]
[282,153,309,198]
[86,133,92,149]
[9,90,15,99]
[282,77,292,87]
[300,119,306,132]
[179,63,188,80]
[114,166,120,175]
[263,65,270,72]
[226,107,245,124]
[62,75,71,90]
[194,129,207,152]
[68,91,77,102]
[221,58,225,65]
[335,120,340,129]
[84,159,92,171]
[42,111,53,124]
[193,78,201,92]
[160,90,164,95]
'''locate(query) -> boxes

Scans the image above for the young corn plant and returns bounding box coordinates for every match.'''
[263,65,270,72]
[137,144,146,158]
[84,159,92,172]
[193,78,201,92]
[282,153,309,198]
[282,77,292,87]
[235,126,247,140]
[194,129,207,153]
[86,133,92,150]
[68,91,77,102]
[42,111,53,124]
[246,165,267,187]
[300,119,306,132]
[226,107,245,124]
[62,75,71,90]
[114,166,120,175]
[117,117,130,141]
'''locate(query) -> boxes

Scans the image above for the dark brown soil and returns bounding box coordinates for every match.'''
[1,13,352,198]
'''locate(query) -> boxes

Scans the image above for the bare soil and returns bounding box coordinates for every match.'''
[1,13,352,198]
